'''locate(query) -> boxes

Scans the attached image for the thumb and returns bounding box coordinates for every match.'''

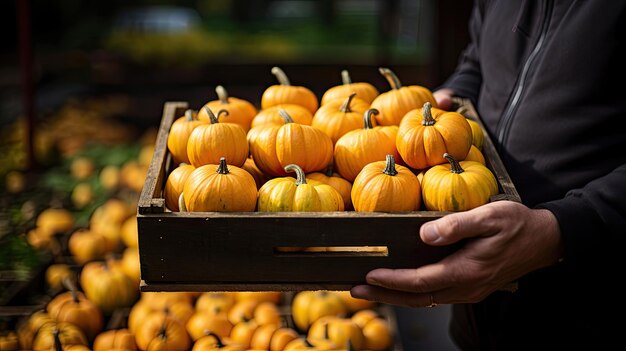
[420,210,488,246]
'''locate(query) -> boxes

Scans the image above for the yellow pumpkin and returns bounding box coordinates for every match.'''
[36,208,74,238]
[47,277,104,340]
[456,105,485,150]
[253,301,281,326]
[249,324,279,351]
[333,109,401,182]
[163,163,195,212]
[227,299,259,326]
[79,260,138,314]
[134,314,190,351]
[182,157,258,212]
[120,215,139,249]
[67,228,108,265]
[0,331,18,351]
[128,297,193,334]
[261,67,318,114]
[291,291,347,332]
[250,104,313,129]
[186,310,233,341]
[32,322,89,351]
[187,107,249,168]
[195,292,236,314]
[93,329,137,351]
[307,317,364,351]
[352,154,421,212]
[198,85,257,133]
[45,264,73,292]
[269,328,299,351]
[241,158,269,190]
[311,92,371,145]
[229,319,259,349]
[306,167,353,211]
[360,317,393,351]
[17,310,54,349]
[421,153,498,211]
[396,102,473,170]
[166,109,207,165]
[258,164,344,212]
[370,67,437,126]
[320,69,379,105]
[249,110,333,177]
[464,145,485,165]
[192,332,244,351]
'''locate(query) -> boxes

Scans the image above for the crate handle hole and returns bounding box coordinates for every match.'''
[273,246,388,256]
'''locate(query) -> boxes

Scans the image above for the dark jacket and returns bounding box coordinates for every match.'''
[440,0,626,349]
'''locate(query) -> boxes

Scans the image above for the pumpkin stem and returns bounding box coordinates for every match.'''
[158,324,168,341]
[305,338,315,347]
[341,69,352,85]
[383,155,398,176]
[421,102,435,126]
[53,328,63,351]
[184,109,194,121]
[324,165,334,177]
[204,331,225,347]
[444,153,464,174]
[363,108,379,129]
[278,109,295,124]
[285,164,307,186]
[216,157,230,175]
[178,193,187,212]
[62,275,79,304]
[379,67,402,90]
[271,66,291,86]
[339,92,357,113]
[215,85,229,104]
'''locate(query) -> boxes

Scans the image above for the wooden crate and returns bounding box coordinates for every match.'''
[137,99,520,292]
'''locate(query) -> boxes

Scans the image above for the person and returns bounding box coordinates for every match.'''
[351,1,626,349]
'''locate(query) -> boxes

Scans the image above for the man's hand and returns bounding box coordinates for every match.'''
[433,88,455,111]
[350,201,564,307]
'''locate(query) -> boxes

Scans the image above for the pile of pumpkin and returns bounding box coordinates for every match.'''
[7,288,392,351]
[165,67,497,214]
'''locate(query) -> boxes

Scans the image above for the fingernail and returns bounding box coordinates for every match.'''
[422,224,441,243]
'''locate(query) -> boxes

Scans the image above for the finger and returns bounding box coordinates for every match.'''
[365,265,453,293]
[350,284,437,308]
[433,88,454,110]
[420,205,500,246]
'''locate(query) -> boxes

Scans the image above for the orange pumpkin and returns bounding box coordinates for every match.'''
[321,69,379,105]
[241,158,269,190]
[291,291,347,332]
[195,292,236,314]
[249,110,333,177]
[352,155,422,212]
[163,163,195,211]
[186,309,233,341]
[31,322,89,351]
[249,324,279,351]
[229,319,259,349]
[79,260,138,314]
[182,157,258,212]
[198,85,257,133]
[370,67,437,126]
[67,228,108,265]
[396,102,473,170]
[47,277,104,340]
[120,215,138,249]
[167,109,206,165]
[257,164,344,212]
[45,264,73,292]
[93,329,137,351]
[311,92,371,144]
[134,314,190,351]
[253,301,281,327]
[333,109,401,182]
[269,328,299,351]
[307,317,364,351]
[187,108,249,168]
[306,167,353,211]
[465,145,485,165]
[261,67,318,114]
[360,317,393,351]
[16,310,54,349]
[0,331,18,351]
[250,104,313,129]
[128,297,193,334]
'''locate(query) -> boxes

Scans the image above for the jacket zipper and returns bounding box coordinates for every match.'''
[496,0,554,151]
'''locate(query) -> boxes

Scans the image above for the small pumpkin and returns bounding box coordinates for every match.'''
[261,67,318,114]
[269,328,299,351]
[465,145,485,165]
[229,319,259,349]
[187,108,249,168]
[198,85,257,132]
[186,309,233,341]
[253,301,281,326]
[249,324,279,351]
[128,297,193,334]
[291,291,347,332]
[306,166,353,211]
[320,69,379,105]
[93,329,137,351]
[182,157,258,212]
[36,208,74,238]
[134,314,191,351]
[248,110,333,177]
[16,310,54,349]
[250,104,313,129]
[79,260,138,314]
[241,158,269,190]
[333,109,401,182]
[370,67,437,126]
[307,317,364,351]
[31,322,89,351]
[456,105,485,150]
[0,331,18,351]
[351,155,421,212]
[311,92,371,144]
[120,215,139,249]
[360,316,393,351]
[45,263,73,292]
[195,292,236,314]
[167,109,206,165]
[257,164,344,212]
[396,102,473,170]
[192,332,244,351]
[421,153,498,211]
[67,228,108,265]
[163,163,195,211]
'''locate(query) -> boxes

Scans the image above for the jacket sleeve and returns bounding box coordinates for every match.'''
[438,1,485,102]
[537,164,626,265]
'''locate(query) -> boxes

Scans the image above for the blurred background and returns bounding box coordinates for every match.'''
[1,1,472,350]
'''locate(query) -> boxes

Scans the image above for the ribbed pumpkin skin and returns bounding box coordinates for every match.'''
[334,110,400,182]
[198,86,257,133]
[134,315,190,351]
[167,110,206,165]
[261,67,319,114]
[466,118,484,150]
[251,104,313,129]
[257,165,344,212]
[351,156,421,212]
[307,170,354,211]
[164,163,195,211]
[396,103,472,170]
[47,289,104,341]
[241,157,269,190]
[311,94,371,145]
[465,145,485,165]
[321,82,379,105]
[93,329,137,351]
[370,68,437,126]
[183,161,257,212]
[421,157,498,212]
[186,121,249,168]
